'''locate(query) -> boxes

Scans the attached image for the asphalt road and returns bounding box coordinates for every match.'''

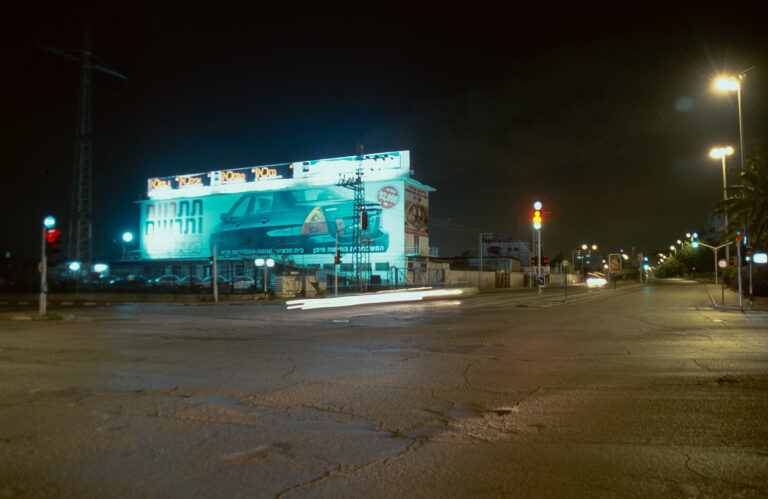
[1,280,767,497]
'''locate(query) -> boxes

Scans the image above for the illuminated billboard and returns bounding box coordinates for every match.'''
[139,151,433,268]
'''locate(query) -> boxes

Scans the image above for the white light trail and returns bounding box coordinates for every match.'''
[287,288,464,310]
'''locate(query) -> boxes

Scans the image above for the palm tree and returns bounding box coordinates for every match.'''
[713,150,768,248]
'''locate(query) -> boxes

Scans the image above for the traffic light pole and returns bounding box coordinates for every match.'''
[39,225,48,317]
[537,228,542,300]
[212,246,219,303]
[737,238,743,309]
[335,232,339,296]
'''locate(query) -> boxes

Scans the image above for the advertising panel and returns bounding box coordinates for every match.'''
[404,183,429,237]
[608,253,622,273]
[141,181,406,268]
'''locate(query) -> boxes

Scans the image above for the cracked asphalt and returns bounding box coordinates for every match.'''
[1,279,767,497]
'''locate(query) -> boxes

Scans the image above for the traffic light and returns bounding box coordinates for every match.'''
[334,247,341,265]
[691,232,699,248]
[542,257,549,265]
[532,201,542,230]
[45,228,62,256]
[360,211,369,231]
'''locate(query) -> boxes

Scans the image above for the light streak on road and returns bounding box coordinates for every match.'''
[286,288,464,310]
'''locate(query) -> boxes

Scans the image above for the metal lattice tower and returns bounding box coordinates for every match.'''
[338,145,371,291]
[41,26,125,267]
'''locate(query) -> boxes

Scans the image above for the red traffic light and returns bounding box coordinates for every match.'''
[45,228,61,243]
[45,228,62,256]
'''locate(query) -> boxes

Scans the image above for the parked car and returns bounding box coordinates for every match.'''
[152,275,181,286]
[109,274,149,288]
[178,276,202,289]
[200,276,230,289]
[209,187,389,257]
[232,276,256,291]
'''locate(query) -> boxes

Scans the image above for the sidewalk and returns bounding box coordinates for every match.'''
[704,283,768,311]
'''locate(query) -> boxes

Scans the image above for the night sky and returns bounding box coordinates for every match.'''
[3,3,767,261]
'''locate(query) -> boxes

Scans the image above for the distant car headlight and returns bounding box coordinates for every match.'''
[586,277,607,288]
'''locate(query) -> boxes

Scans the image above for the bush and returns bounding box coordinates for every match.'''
[724,265,768,296]
[751,266,768,297]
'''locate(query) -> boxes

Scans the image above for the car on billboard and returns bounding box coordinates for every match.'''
[209,187,389,256]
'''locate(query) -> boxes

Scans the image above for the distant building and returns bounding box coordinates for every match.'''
[703,213,725,242]
[481,237,531,264]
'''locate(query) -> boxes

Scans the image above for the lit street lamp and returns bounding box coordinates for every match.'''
[255,257,275,299]
[121,232,134,259]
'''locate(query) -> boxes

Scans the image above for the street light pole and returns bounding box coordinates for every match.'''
[710,146,733,262]
[715,72,753,305]
[697,241,732,285]
[736,75,754,305]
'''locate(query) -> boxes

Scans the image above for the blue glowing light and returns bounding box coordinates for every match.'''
[43,216,56,228]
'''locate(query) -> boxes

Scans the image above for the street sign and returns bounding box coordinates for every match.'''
[718,259,728,269]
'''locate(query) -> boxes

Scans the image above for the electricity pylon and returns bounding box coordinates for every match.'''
[40,26,126,268]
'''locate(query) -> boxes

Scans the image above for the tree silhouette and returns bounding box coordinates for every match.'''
[713,150,768,248]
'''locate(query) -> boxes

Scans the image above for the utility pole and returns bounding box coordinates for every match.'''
[40,26,126,269]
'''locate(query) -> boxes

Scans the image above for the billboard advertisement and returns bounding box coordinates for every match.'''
[140,181,407,268]
[404,183,429,237]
